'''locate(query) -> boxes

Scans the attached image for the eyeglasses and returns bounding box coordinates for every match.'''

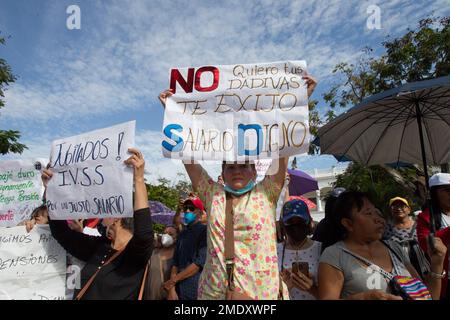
[391,203,408,209]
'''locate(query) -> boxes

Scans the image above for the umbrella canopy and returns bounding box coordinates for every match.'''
[288,169,319,196]
[317,76,450,235]
[148,200,176,225]
[317,76,450,169]
[288,195,317,210]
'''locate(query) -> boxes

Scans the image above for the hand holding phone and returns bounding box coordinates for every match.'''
[292,262,309,276]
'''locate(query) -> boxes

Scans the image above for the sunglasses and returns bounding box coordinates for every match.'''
[183,205,197,212]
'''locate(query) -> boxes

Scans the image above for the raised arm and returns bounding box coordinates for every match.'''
[269,75,317,192]
[270,157,289,192]
[123,148,153,264]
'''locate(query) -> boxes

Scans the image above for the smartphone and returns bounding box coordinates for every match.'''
[291,262,299,274]
[292,262,309,276]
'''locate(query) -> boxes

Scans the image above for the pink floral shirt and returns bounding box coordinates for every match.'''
[196,168,288,300]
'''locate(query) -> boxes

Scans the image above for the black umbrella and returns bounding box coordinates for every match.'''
[317,76,450,238]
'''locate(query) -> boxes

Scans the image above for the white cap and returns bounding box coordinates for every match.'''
[429,173,450,188]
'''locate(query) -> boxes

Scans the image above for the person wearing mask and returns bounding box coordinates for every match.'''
[145,225,178,300]
[163,197,207,300]
[417,173,450,300]
[318,191,447,300]
[278,199,321,300]
[42,148,153,300]
[158,74,317,300]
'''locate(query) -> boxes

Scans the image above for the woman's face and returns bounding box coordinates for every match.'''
[390,201,411,220]
[222,163,256,190]
[343,198,386,241]
[284,217,310,243]
[102,218,121,240]
[436,185,450,210]
[164,226,177,242]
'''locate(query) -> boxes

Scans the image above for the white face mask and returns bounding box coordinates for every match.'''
[161,234,174,247]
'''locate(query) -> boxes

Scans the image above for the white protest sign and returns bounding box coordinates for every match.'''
[0,225,66,300]
[255,159,273,182]
[162,61,310,161]
[46,121,135,220]
[0,160,45,227]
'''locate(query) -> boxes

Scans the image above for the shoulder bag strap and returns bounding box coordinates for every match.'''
[75,248,124,300]
[341,246,393,281]
[138,263,150,300]
[225,194,236,291]
[408,221,418,238]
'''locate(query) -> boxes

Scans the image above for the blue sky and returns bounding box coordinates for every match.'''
[1,0,449,183]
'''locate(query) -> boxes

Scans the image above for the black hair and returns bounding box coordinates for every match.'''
[430,186,444,231]
[165,224,179,235]
[324,195,338,220]
[31,204,47,219]
[322,191,371,248]
[120,218,134,233]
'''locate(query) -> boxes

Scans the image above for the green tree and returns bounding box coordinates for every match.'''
[0,34,27,155]
[315,16,449,205]
[146,176,192,211]
[321,16,449,120]
[334,162,426,215]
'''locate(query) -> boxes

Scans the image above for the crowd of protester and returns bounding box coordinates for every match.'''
[4,78,450,301]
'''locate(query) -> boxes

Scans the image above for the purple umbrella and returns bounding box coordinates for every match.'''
[287,169,318,196]
[148,200,176,225]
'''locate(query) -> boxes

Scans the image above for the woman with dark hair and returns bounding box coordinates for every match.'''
[312,187,345,252]
[19,204,49,232]
[42,148,153,300]
[417,173,450,300]
[318,191,446,300]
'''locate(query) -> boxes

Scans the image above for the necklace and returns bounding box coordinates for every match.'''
[287,238,308,262]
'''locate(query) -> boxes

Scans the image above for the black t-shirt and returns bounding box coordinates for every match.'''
[49,208,153,300]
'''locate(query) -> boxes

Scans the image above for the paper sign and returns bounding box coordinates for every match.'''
[162,61,310,161]
[46,121,135,220]
[0,160,45,227]
[0,225,66,300]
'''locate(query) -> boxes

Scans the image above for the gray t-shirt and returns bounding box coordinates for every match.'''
[319,240,412,299]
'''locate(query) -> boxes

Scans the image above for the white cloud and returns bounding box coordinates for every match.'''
[1,0,448,184]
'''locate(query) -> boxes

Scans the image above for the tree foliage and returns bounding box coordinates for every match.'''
[315,16,449,207]
[146,176,192,211]
[334,162,426,215]
[0,34,27,155]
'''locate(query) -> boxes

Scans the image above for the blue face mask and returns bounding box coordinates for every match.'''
[224,180,255,196]
[183,212,197,225]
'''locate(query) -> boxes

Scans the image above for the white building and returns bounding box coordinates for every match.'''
[302,165,348,222]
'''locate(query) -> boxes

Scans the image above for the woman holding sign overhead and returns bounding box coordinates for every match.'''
[158,74,317,300]
[42,148,153,300]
